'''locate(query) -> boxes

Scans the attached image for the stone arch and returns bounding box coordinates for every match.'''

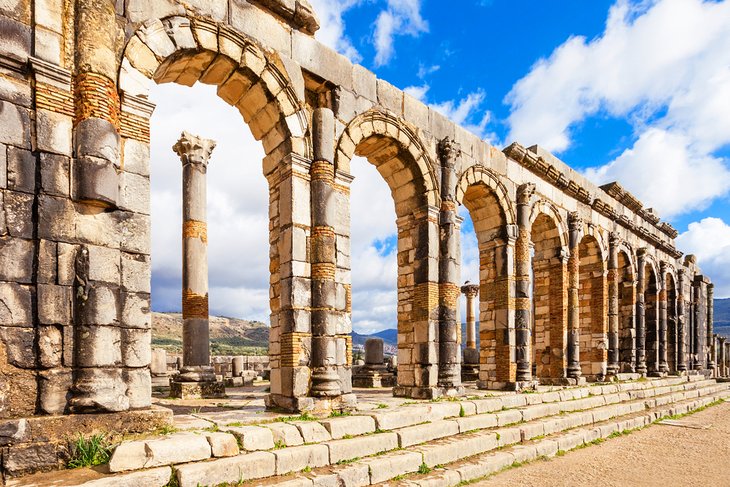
[578,234,608,379]
[643,258,660,373]
[455,166,516,388]
[617,249,637,372]
[455,166,516,225]
[529,206,569,381]
[118,16,309,166]
[334,109,440,397]
[665,270,678,372]
[116,15,312,409]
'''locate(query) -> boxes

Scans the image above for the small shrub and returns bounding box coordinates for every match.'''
[67,434,112,469]
[459,405,466,417]
[418,462,432,474]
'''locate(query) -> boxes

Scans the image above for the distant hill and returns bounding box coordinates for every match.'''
[152,312,269,355]
[716,298,730,338]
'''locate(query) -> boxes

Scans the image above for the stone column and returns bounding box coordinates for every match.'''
[722,338,728,377]
[567,212,583,380]
[607,233,620,376]
[171,132,222,399]
[707,284,715,370]
[515,183,536,383]
[232,356,244,377]
[635,249,647,375]
[353,338,395,387]
[676,270,687,372]
[309,108,344,399]
[658,264,669,374]
[151,349,167,377]
[437,138,462,391]
[693,277,704,370]
[461,284,480,352]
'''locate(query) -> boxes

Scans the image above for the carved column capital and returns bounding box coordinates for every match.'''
[609,232,621,248]
[516,183,536,206]
[173,131,217,167]
[438,137,461,167]
[568,211,583,231]
[460,283,480,298]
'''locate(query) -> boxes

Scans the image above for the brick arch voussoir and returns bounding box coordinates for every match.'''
[336,109,440,208]
[118,14,308,159]
[455,166,516,226]
[528,200,569,252]
[617,243,636,280]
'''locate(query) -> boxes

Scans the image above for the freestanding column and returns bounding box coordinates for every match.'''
[461,284,480,351]
[567,212,583,380]
[515,183,536,383]
[707,284,715,370]
[437,138,463,390]
[658,264,669,374]
[172,131,218,391]
[607,233,620,376]
[310,108,343,398]
[677,270,687,372]
[635,249,647,375]
[693,277,704,370]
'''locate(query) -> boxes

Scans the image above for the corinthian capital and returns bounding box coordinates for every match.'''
[438,137,461,167]
[568,211,583,231]
[517,183,536,206]
[173,131,217,166]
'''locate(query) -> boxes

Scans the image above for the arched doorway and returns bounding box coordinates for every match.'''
[666,272,678,372]
[617,250,636,372]
[578,235,607,379]
[644,263,660,374]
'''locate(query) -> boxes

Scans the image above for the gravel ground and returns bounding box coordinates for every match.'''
[473,399,730,487]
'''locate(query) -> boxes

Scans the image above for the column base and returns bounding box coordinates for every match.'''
[392,385,465,400]
[170,380,226,399]
[265,393,358,415]
[647,371,668,378]
[461,364,479,382]
[352,369,396,388]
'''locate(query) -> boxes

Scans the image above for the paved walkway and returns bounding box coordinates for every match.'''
[473,399,730,487]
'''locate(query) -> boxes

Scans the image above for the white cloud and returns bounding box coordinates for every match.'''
[676,217,730,297]
[373,0,428,66]
[309,0,363,61]
[584,128,730,219]
[506,0,730,220]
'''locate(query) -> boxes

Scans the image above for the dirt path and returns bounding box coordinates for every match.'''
[473,400,730,487]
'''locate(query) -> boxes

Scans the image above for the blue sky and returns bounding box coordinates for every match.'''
[149,0,730,333]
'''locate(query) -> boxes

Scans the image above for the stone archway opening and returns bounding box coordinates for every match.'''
[578,235,607,380]
[460,183,511,389]
[531,213,567,381]
[618,250,636,372]
[644,264,660,374]
[666,273,678,373]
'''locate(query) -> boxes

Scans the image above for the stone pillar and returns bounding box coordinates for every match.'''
[151,349,167,377]
[309,108,344,399]
[353,338,395,388]
[635,249,647,375]
[461,283,480,382]
[707,284,715,370]
[722,338,728,377]
[566,212,583,380]
[693,277,704,370]
[515,183,535,383]
[607,233,620,376]
[658,264,669,374]
[170,132,223,399]
[461,284,480,353]
[232,356,245,377]
[437,138,463,391]
[676,270,687,372]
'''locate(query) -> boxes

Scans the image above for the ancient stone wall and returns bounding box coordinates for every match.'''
[0,0,721,417]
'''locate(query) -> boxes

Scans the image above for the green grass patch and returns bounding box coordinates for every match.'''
[67,434,112,469]
[418,462,432,474]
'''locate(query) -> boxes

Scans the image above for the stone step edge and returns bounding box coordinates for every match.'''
[390,390,730,487]
[104,378,719,477]
[167,383,728,487]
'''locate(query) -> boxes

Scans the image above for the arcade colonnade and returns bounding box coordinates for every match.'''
[0,0,721,418]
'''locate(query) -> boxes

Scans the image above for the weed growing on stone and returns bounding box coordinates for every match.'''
[376,403,389,409]
[336,457,361,465]
[329,410,351,418]
[274,439,286,449]
[163,469,180,487]
[459,405,466,417]
[556,449,567,457]
[418,462,432,474]
[67,434,112,469]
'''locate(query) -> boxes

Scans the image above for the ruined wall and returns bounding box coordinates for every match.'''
[0,0,720,417]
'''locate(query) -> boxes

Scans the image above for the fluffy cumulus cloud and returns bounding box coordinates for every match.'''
[309,0,363,62]
[506,0,730,220]
[373,0,429,66]
[676,218,730,297]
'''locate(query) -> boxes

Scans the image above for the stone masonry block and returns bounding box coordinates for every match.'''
[6,146,35,193]
[325,432,398,464]
[224,425,275,451]
[75,325,122,367]
[273,444,329,475]
[109,433,211,472]
[205,432,240,457]
[265,422,304,446]
[175,451,276,487]
[0,101,31,148]
[0,237,34,283]
[0,282,32,326]
[36,109,72,156]
[40,153,70,197]
[37,284,71,325]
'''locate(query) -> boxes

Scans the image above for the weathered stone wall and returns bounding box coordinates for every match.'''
[0,0,721,417]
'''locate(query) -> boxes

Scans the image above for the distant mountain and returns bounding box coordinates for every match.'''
[716,298,730,339]
[152,312,269,355]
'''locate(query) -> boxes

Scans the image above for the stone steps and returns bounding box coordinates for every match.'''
[8,377,725,487]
